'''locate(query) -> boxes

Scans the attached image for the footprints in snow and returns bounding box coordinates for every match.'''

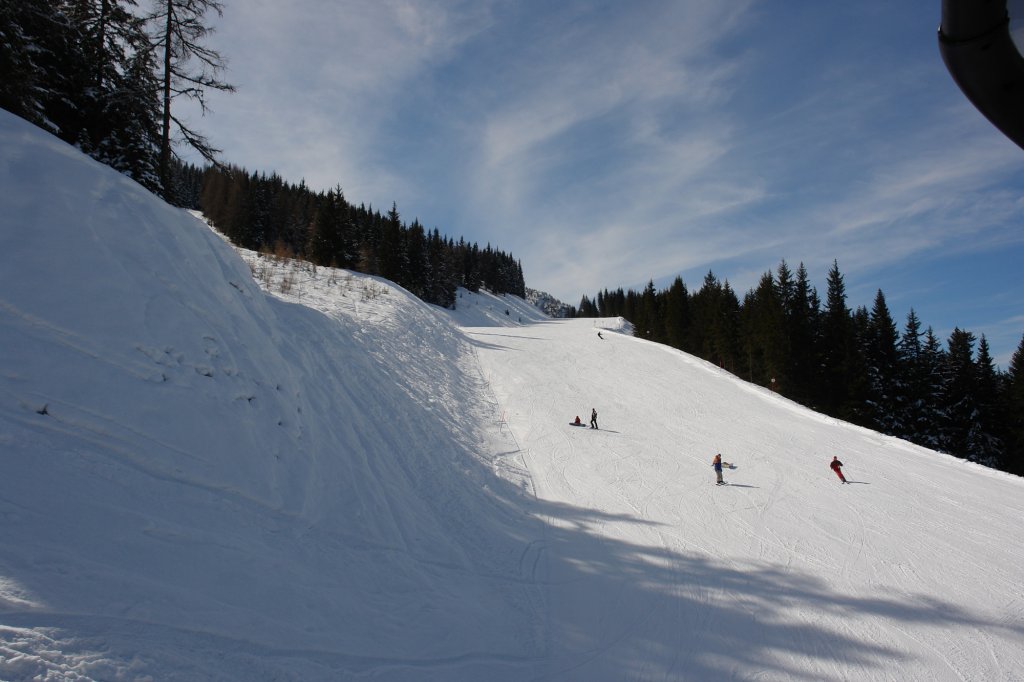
[133,335,290,411]
[136,335,233,381]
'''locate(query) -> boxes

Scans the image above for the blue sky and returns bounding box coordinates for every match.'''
[187,0,1024,366]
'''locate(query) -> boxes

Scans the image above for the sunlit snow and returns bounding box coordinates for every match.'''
[2,110,1024,680]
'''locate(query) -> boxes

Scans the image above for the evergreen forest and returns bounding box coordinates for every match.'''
[577,262,1024,476]
[3,0,1021,477]
[186,164,526,307]
[0,0,526,307]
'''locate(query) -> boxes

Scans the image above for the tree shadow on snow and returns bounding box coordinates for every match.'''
[500,487,1024,681]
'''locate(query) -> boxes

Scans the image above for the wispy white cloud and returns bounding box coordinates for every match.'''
[196,0,497,199]
[192,1,1024,360]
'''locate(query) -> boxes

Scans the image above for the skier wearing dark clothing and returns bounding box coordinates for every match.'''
[712,453,725,485]
[590,408,598,429]
[830,456,847,483]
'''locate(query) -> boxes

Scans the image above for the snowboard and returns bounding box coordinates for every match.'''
[569,422,587,427]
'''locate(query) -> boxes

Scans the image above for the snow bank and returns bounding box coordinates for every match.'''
[0,111,544,680]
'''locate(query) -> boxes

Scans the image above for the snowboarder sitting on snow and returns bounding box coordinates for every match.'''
[712,453,725,485]
[590,408,598,429]
[573,415,582,426]
[830,456,847,484]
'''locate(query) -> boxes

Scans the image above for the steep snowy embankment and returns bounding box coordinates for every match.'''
[0,111,544,680]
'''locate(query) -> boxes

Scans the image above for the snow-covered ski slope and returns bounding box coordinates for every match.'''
[2,110,1023,681]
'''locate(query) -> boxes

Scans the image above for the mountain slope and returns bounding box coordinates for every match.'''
[0,111,544,680]
[468,318,1024,680]
[2,109,1023,681]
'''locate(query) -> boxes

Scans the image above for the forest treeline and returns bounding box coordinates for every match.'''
[1,0,525,307]
[577,261,1024,476]
[1,0,235,196]
[186,164,526,307]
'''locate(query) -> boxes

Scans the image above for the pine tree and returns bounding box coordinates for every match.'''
[663,277,689,350]
[941,327,979,459]
[577,295,598,317]
[73,0,163,193]
[688,271,721,362]
[1005,334,1024,475]
[740,271,787,386]
[897,309,925,441]
[915,327,947,451]
[377,202,404,283]
[633,280,659,341]
[405,219,427,299]
[1,1,85,137]
[819,260,857,418]
[306,188,347,267]
[864,289,901,434]
[848,305,872,425]
[785,263,819,405]
[0,0,52,126]
[716,281,742,373]
[970,335,1004,466]
[148,0,235,192]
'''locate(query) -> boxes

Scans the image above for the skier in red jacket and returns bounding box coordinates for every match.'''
[830,456,847,484]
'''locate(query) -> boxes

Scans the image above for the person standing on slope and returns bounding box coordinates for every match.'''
[590,408,598,429]
[830,456,847,483]
[712,453,725,485]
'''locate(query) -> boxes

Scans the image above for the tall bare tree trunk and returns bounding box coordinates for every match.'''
[160,0,173,191]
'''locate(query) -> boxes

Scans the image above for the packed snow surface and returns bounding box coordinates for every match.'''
[2,110,1024,680]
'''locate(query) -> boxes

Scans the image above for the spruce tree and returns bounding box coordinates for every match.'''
[0,0,52,126]
[819,260,856,417]
[971,335,1004,467]
[377,202,403,283]
[1006,334,1024,475]
[785,263,818,405]
[740,272,787,386]
[914,327,948,451]
[405,219,427,299]
[663,277,689,350]
[897,309,925,441]
[72,0,163,193]
[865,290,901,434]
[306,188,347,267]
[941,328,979,459]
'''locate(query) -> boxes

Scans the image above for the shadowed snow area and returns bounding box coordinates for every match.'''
[2,110,1024,680]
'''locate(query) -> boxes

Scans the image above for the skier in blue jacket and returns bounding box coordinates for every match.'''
[712,453,725,485]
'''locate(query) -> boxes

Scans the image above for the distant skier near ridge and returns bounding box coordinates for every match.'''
[597,331,604,339]
[830,456,847,483]
[590,408,598,429]
[712,453,725,485]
